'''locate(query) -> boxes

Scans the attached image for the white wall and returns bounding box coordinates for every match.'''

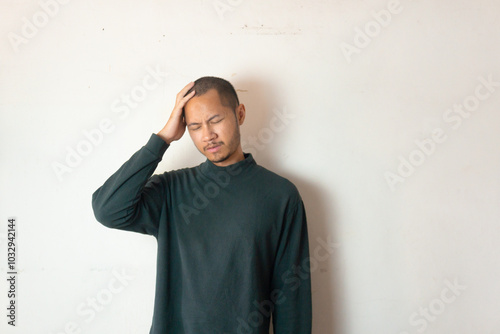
[1,0,499,333]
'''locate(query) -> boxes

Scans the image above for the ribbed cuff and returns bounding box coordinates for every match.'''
[145,133,169,157]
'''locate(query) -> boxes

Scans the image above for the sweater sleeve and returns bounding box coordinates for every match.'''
[91,133,169,238]
[271,198,313,333]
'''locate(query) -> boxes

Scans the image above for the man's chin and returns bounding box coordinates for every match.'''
[208,153,230,164]
[203,148,233,164]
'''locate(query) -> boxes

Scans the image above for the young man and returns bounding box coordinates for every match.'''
[91,77,312,333]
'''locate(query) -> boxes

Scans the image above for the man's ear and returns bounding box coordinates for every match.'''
[235,104,245,125]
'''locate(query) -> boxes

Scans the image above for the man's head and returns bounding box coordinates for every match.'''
[183,76,246,167]
[182,76,240,116]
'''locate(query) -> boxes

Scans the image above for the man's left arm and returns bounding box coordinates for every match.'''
[271,197,312,333]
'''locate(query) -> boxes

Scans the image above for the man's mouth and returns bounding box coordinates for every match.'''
[205,143,222,153]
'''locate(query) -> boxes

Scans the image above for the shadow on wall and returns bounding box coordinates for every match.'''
[233,76,345,334]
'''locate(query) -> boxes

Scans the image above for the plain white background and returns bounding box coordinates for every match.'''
[1,0,499,333]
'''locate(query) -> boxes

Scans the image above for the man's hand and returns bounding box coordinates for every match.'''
[157,82,196,145]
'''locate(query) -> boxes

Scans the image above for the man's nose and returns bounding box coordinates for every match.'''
[202,125,216,142]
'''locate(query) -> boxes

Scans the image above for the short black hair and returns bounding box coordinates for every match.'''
[184,76,240,112]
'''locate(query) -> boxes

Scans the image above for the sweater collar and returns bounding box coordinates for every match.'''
[199,152,257,178]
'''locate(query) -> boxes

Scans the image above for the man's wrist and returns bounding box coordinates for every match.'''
[147,133,170,156]
[156,130,172,145]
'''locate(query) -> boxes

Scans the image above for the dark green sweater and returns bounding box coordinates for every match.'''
[91,133,312,334]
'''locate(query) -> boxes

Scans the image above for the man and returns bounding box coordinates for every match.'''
[91,77,312,333]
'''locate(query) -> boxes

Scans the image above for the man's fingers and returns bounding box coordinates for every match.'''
[172,90,195,118]
[181,90,196,104]
[176,81,195,100]
[177,90,195,112]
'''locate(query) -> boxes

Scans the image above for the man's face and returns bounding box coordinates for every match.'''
[184,89,245,166]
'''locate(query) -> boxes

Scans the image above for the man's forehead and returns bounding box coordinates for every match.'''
[184,91,231,120]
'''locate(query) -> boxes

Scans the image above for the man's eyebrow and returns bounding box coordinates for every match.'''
[187,121,200,127]
[208,114,222,122]
[187,114,221,127]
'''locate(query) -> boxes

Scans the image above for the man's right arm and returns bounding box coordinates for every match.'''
[91,133,169,237]
[91,82,196,237]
